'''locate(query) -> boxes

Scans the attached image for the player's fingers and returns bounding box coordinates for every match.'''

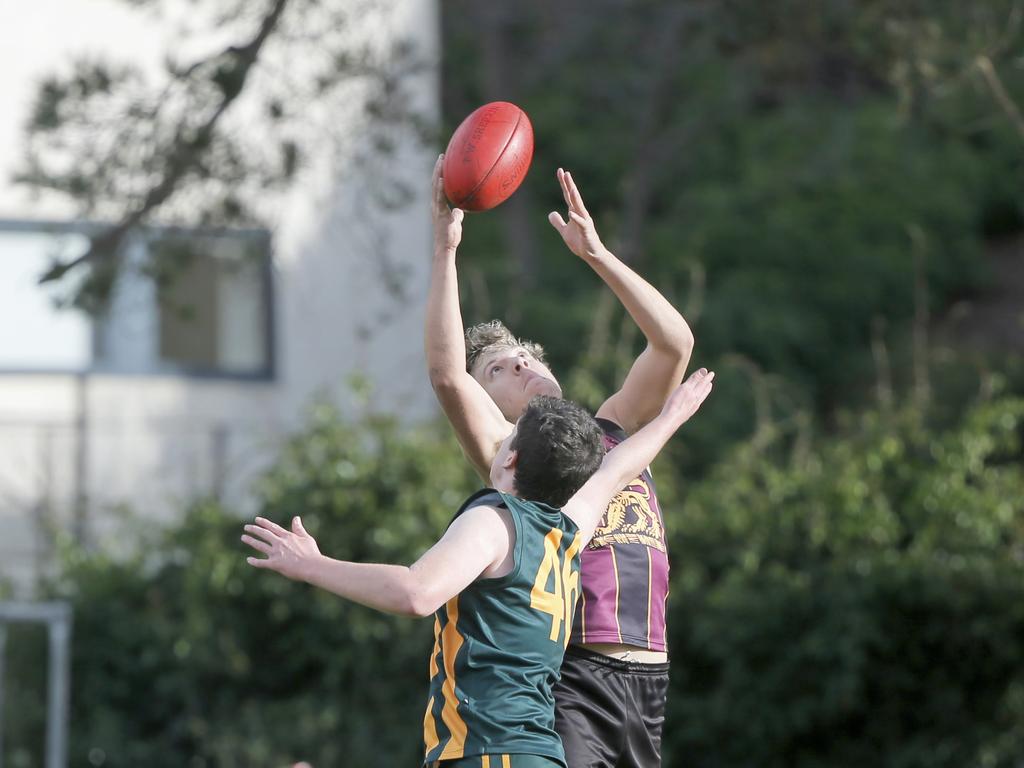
[254,516,288,536]
[567,211,589,228]
[433,172,445,206]
[547,211,567,232]
[246,556,270,568]
[670,369,712,412]
[291,516,308,536]
[244,525,280,547]
[452,208,464,225]
[565,172,590,217]
[692,374,715,403]
[241,533,273,554]
[556,168,572,208]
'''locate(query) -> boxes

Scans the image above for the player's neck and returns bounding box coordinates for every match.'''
[492,476,516,495]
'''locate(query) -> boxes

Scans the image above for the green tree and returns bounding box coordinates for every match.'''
[439,0,1023,463]
[663,394,1024,767]
[18,0,430,311]
[20,402,476,768]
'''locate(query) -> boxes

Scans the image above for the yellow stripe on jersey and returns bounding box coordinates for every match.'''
[646,546,653,641]
[423,695,440,754]
[438,597,469,759]
[609,546,623,644]
[423,617,443,754]
[482,757,490,768]
[502,755,511,768]
[429,615,441,677]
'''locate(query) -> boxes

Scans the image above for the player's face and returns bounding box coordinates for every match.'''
[472,347,562,421]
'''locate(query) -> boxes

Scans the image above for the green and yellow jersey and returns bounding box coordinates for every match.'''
[422,489,583,767]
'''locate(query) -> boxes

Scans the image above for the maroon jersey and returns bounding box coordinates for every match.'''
[568,419,670,651]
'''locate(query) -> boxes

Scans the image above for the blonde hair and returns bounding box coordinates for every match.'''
[465,320,548,374]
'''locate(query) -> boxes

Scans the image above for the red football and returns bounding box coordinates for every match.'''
[443,102,534,212]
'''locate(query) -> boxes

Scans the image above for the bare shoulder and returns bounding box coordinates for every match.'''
[451,503,514,539]
[595,394,636,435]
[452,503,517,579]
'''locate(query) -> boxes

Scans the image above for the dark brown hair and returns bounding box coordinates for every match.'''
[511,396,605,508]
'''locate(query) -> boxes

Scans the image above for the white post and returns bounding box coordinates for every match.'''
[46,616,71,768]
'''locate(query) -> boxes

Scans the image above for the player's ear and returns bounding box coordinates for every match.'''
[503,449,518,470]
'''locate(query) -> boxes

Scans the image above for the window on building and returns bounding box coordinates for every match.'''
[150,233,273,377]
[0,226,92,371]
[0,221,273,379]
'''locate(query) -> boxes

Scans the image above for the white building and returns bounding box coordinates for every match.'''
[0,0,440,593]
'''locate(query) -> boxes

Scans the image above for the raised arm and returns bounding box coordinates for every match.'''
[426,154,514,479]
[242,505,513,617]
[563,368,714,545]
[548,168,695,434]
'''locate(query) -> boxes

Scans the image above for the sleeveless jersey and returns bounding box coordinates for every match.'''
[568,418,670,651]
[422,489,582,766]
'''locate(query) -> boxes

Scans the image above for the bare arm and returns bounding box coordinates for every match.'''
[549,168,695,434]
[426,154,514,479]
[242,507,511,617]
[563,368,714,545]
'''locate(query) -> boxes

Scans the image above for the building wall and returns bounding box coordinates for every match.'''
[0,0,441,594]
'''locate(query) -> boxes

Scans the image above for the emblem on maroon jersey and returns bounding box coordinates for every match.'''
[589,477,665,552]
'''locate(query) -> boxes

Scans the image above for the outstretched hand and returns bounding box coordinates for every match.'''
[660,368,715,428]
[432,154,464,254]
[242,516,321,582]
[548,168,606,261]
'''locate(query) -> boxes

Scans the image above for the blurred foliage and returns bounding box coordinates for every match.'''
[2,624,48,768]
[6,402,477,768]
[442,0,1024,466]
[5,390,1023,767]
[662,392,1024,767]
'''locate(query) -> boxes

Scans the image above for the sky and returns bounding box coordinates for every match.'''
[0,0,162,217]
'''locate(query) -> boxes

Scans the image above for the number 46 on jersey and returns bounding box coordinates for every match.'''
[530,530,582,646]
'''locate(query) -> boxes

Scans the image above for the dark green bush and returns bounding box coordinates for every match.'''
[664,397,1024,767]
[41,403,477,768]
[7,394,1021,767]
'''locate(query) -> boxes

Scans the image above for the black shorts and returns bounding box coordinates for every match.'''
[433,756,562,768]
[553,647,670,768]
